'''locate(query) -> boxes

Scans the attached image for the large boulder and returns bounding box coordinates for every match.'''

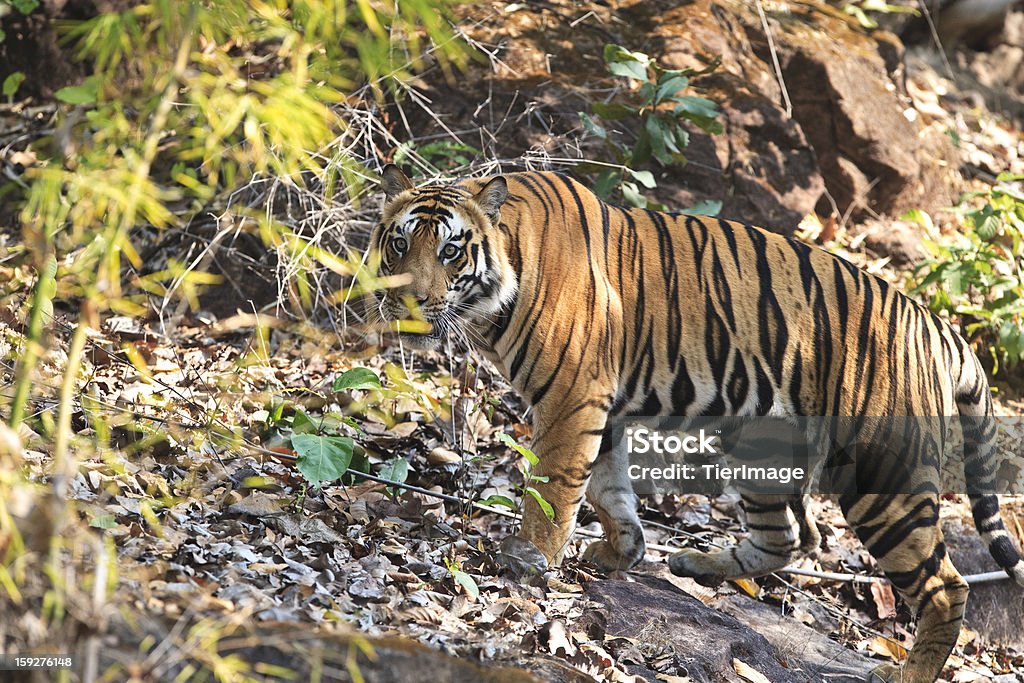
[420,0,960,234]
[583,575,874,682]
[652,0,955,224]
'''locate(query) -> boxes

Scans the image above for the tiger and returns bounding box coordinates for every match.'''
[367,164,1024,683]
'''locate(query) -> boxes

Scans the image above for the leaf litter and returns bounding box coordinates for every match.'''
[3,306,1020,682]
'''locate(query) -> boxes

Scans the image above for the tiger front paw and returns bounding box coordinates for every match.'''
[668,548,728,587]
[581,540,642,572]
[496,534,549,578]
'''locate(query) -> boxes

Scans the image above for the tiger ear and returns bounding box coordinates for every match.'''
[381,164,413,201]
[472,176,508,223]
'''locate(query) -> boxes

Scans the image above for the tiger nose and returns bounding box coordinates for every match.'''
[406,293,429,309]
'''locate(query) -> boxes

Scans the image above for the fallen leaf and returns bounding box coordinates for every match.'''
[227,491,286,517]
[541,619,577,657]
[870,580,896,619]
[731,577,760,598]
[733,658,771,683]
[428,446,461,464]
[866,636,908,662]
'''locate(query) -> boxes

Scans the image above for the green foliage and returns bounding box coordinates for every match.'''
[578,44,722,211]
[394,140,481,176]
[378,457,410,496]
[495,432,553,522]
[291,433,355,486]
[333,368,384,392]
[909,174,1024,372]
[444,557,480,598]
[16,0,468,311]
[263,366,425,492]
[6,0,39,13]
[2,72,25,99]
[842,0,917,29]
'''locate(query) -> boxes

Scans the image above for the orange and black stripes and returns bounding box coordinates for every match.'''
[370,166,1024,683]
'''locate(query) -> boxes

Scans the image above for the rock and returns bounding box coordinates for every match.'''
[857,219,926,266]
[937,0,1021,47]
[409,0,961,232]
[636,0,952,225]
[943,517,1024,649]
[745,3,947,218]
[584,575,874,682]
[653,4,826,232]
[659,79,826,233]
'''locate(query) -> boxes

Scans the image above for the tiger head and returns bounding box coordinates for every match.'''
[368,165,518,349]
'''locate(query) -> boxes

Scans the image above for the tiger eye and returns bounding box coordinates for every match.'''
[391,236,408,253]
[441,243,461,260]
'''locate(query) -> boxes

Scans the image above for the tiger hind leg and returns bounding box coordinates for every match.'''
[669,493,804,586]
[582,445,646,571]
[846,493,969,683]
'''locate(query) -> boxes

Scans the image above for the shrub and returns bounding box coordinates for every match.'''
[909,174,1024,372]
[578,44,722,211]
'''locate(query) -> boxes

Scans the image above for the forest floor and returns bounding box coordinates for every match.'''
[1,1,1024,682]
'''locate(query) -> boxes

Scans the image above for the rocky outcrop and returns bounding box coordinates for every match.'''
[650,0,956,226]
[422,0,964,234]
[583,575,874,682]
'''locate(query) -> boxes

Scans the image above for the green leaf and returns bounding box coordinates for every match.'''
[525,486,555,521]
[998,321,1024,365]
[645,116,669,165]
[655,75,689,104]
[685,199,723,216]
[450,568,480,598]
[631,134,653,167]
[292,433,354,485]
[593,169,620,199]
[976,213,1000,241]
[590,102,634,120]
[2,72,25,98]
[497,432,539,467]
[673,126,691,150]
[479,494,517,510]
[333,367,382,391]
[930,288,952,312]
[378,457,409,496]
[621,181,647,208]
[843,4,877,28]
[270,400,285,423]
[12,0,39,13]
[579,112,607,139]
[89,514,118,529]
[626,168,656,189]
[54,81,97,105]
[603,44,650,81]
[291,408,318,434]
[901,208,934,233]
[673,95,719,119]
[861,0,918,14]
[943,264,965,296]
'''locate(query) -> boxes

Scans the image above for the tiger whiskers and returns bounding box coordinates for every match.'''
[441,308,489,349]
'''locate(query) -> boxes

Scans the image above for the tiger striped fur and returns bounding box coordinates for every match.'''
[369,165,1024,683]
